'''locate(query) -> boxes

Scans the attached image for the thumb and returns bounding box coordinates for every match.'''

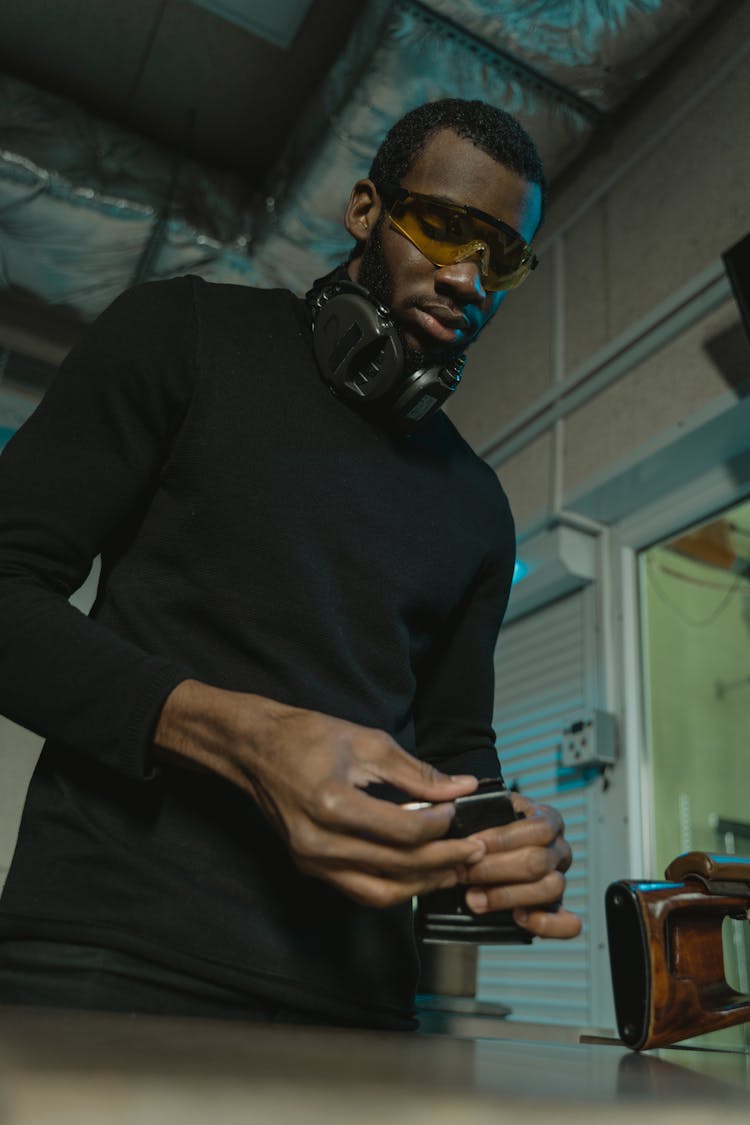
[371,742,479,802]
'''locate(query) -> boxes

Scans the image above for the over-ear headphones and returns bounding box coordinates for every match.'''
[306,273,465,429]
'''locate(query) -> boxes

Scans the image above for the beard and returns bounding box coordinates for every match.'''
[357,215,460,374]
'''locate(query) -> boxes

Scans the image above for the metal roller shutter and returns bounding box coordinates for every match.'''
[477,588,595,1026]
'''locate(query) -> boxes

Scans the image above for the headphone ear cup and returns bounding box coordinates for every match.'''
[308,277,464,428]
[312,290,403,401]
[390,367,461,427]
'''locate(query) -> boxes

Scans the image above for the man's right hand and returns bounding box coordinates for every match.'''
[154,679,486,908]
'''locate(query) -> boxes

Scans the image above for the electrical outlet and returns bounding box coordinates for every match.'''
[562,711,617,769]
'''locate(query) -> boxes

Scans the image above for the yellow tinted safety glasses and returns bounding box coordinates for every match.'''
[379,182,538,291]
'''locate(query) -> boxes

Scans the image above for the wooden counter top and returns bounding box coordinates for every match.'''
[0,1004,748,1124]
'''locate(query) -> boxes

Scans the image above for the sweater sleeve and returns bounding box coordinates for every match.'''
[0,278,198,780]
[412,519,515,782]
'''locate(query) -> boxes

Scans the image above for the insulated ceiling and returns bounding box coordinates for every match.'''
[0,0,729,343]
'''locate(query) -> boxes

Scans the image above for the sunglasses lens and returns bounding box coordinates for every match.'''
[390,196,533,291]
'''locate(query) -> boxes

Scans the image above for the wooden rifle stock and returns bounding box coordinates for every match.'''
[606,852,750,1050]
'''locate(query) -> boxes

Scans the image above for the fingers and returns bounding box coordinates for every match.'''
[315,864,463,910]
[465,868,567,914]
[467,798,572,894]
[463,873,582,940]
[458,794,580,939]
[513,906,582,940]
[475,796,566,854]
[271,818,486,909]
[293,819,486,879]
[289,782,488,886]
[465,832,571,886]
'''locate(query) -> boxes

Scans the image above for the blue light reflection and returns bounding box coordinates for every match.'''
[512,559,528,585]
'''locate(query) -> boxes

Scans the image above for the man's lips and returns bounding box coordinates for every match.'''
[409,304,469,345]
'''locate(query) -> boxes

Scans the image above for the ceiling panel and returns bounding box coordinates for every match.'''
[0,0,361,185]
[189,0,315,48]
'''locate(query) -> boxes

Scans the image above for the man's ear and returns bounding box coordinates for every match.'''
[344,178,382,246]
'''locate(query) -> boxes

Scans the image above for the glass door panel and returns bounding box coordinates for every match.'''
[639,497,750,1048]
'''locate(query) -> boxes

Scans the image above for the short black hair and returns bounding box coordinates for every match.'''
[369,98,546,222]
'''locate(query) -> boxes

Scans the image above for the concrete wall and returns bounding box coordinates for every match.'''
[446,2,750,533]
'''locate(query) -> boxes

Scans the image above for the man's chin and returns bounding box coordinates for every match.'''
[397,314,471,372]
[402,335,464,374]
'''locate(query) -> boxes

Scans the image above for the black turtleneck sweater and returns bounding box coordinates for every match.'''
[0,275,514,1028]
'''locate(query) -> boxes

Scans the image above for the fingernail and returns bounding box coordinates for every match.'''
[466,843,485,864]
[439,872,458,889]
[466,889,488,913]
[514,909,529,924]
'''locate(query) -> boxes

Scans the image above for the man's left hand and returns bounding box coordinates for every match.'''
[460,793,582,940]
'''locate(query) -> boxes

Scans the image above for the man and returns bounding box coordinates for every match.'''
[0,99,579,1028]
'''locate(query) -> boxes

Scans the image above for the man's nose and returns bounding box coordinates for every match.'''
[434,256,488,304]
